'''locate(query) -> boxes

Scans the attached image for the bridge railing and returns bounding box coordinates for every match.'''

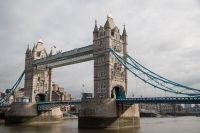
[116,97,200,104]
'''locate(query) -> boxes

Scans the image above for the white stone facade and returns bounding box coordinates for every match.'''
[93,14,128,98]
[24,40,51,102]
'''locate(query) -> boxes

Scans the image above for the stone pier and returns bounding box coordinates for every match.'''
[78,98,140,128]
[5,102,63,124]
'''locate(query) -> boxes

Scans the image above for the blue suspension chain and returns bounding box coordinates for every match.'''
[110,48,200,97]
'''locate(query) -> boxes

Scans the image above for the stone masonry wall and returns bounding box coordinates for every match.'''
[80,98,117,117]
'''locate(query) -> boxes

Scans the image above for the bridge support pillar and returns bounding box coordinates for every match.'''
[5,102,62,124]
[48,68,52,102]
[78,98,140,129]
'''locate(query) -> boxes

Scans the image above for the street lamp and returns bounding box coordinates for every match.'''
[69,93,71,117]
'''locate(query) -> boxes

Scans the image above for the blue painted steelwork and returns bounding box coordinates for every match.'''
[46,54,93,68]
[37,100,81,111]
[116,97,200,104]
[110,48,200,97]
[36,97,200,111]
[0,71,25,105]
[112,86,125,99]
[33,44,93,65]
[0,104,11,109]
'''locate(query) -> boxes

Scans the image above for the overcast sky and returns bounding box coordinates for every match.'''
[0,0,200,99]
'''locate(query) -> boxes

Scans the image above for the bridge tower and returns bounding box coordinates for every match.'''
[5,40,62,124]
[93,13,128,99]
[79,13,140,128]
[24,39,51,102]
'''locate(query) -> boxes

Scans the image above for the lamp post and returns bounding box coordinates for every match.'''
[69,93,71,117]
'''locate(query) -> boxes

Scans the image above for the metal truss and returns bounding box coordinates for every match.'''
[110,48,200,97]
[46,54,93,68]
[0,71,25,105]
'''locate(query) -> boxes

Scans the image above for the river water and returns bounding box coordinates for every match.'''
[0,116,199,133]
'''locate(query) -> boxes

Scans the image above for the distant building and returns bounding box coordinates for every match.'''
[139,103,157,111]
[184,104,192,108]
[139,103,184,114]
[0,92,5,99]
[52,82,71,101]
[1,82,72,104]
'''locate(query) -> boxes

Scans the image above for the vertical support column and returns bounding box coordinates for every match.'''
[48,68,52,102]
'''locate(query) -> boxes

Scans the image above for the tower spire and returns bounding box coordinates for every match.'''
[93,19,98,33]
[122,23,127,36]
[104,18,111,29]
[26,44,29,54]
[49,47,53,56]
[32,43,36,52]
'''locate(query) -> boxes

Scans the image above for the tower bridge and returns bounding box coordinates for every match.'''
[1,13,200,128]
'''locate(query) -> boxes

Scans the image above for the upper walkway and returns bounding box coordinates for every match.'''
[33,44,93,68]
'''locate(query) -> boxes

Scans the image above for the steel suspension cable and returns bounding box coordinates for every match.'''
[110,48,200,97]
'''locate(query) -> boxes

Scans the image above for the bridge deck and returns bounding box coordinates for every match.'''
[2,97,200,110]
[116,97,200,104]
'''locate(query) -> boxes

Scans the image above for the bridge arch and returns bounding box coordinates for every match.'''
[35,93,46,102]
[111,85,126,99]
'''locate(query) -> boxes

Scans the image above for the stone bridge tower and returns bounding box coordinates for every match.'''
[24,39,51,102]
[79,13,139,129]
[93,13,128,99]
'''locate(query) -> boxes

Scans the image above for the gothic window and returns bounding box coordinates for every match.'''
[101,71,103,76]
[98,70,106,77]
[97,82,106,93]
[103,82,105,88]
[37,83,39,86]
[98,71,100,77]
[37,52,40,57]
[40,82,43,86]
[98,56,106,64]
[103,57,106,62]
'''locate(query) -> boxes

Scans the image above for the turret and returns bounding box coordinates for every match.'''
[93,20,98,40]
[49,47,53,56]
[32,43,36,59]
[26,44,30,55]
[122,24,128,55]
[104,13,114,37]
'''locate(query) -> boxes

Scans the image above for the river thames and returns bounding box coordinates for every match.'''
[0,116,199,133]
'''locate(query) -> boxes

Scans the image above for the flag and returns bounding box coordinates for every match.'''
[53,45,56,48]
